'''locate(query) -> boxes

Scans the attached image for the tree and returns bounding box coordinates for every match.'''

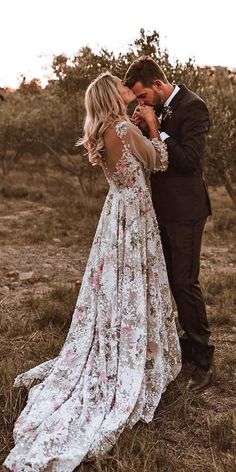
[203,68,236,206]
[1,29,235,205]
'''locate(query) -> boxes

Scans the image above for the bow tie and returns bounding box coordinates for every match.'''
[154,104,164,116]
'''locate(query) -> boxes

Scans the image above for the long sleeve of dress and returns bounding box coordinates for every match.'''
[103,121,168,177]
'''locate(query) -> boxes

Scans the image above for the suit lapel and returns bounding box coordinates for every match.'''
[168,84,188,112]
[159,84,188,132]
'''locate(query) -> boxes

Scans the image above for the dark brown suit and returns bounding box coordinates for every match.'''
[151,84,214,370]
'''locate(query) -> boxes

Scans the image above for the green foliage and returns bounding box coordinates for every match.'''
[203,71,236,193]
[0,29,236,205]
[49,29,206,94]
[0,87,79,179]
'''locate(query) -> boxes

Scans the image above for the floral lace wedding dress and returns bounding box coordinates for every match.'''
[3,121,181,472]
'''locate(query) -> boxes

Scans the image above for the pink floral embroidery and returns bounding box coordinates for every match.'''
[93,272,100,289]
[115,161,126,172]
[75,307,83,321]
[52,401,60,411]
[65,350,74,363]
[12,464,20,472]
[99,371,107,383]
[22,425,35,433]
[121,326,132,334]
[122,405,132,413]
[127,178,135,187]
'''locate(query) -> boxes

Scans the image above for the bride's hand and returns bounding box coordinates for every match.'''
[131,106,149,136]
[135,105,160,129]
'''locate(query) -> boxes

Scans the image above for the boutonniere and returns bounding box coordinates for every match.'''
[162,105,173,121]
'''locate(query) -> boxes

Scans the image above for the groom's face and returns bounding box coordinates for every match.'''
[131,80,163,107]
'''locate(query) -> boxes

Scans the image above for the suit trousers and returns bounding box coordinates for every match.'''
[159,218,215,370]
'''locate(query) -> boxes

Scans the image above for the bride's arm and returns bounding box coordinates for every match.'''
[124,120,168,173]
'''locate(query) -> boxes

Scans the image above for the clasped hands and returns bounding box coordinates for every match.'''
[132,104,160,136]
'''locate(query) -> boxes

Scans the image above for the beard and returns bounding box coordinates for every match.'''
[152,89,162,107]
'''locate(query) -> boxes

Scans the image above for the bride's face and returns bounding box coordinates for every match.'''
[113,76,136,105]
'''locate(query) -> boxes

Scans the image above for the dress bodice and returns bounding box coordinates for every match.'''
[100,121,168,194]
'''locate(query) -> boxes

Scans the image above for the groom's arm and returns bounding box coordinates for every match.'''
[162,100,210,173]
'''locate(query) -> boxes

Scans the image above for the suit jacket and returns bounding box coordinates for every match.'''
[151,84,212,223]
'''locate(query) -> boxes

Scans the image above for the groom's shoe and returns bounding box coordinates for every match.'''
[187,364,215,393]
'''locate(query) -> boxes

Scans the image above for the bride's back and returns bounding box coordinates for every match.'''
[101,121,149,192]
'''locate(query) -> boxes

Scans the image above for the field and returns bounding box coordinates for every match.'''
[0,158,235,472]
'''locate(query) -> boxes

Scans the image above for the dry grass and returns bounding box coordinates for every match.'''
[0,166,235,472]
[26,283,79,329]
[202,272,236,326]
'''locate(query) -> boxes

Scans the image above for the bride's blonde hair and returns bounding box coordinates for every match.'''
[78,72,129,166]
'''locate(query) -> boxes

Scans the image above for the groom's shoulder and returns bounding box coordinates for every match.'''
[180,84,207,108]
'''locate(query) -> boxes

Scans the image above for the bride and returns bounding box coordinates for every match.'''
[3,72,181,472]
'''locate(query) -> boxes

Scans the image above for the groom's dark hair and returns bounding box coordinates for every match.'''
[124,56,168,88]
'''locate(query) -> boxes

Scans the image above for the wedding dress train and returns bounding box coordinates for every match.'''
[3,121,181,472]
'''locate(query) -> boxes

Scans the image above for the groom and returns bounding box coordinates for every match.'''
[124,56,215,393]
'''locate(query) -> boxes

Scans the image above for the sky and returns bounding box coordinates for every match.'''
[0,0,235,88]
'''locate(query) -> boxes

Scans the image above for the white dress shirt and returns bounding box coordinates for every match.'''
[159,84,180,142]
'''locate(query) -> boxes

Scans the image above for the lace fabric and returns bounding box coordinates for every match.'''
[3,121,181,472]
